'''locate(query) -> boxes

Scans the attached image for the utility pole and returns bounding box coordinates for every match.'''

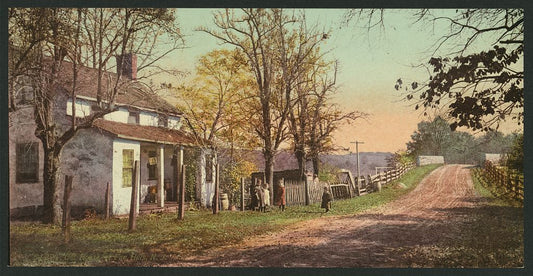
[350,141,364,195]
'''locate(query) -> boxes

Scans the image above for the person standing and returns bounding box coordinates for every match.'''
[321,186,333,213]
[276,178,286,211]
[263,182,270,212]
[255,180,265,212]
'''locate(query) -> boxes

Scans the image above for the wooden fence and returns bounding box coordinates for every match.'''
[483,161,523,201]
[284,179,323,206]
[332,163,416,196]
[281,163,416,206]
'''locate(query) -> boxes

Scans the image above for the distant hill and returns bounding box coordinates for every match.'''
[239,150,393,176]
[320,152,393,176]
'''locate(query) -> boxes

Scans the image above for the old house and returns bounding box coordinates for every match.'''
[9,54,217,219]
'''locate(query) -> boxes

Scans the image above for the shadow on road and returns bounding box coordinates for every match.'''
[172,195,523,268]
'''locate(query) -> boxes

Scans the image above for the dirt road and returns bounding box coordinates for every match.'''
[169,165,482,267]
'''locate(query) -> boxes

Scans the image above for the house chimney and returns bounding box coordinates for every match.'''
[116,53,137,80]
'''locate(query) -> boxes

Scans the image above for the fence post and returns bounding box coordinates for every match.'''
[240,177,245,211]
[178,165,186,220]
[213,163,219,214]
[128,161,139,232]
[105,182,110,220]
[304,177,310,205]
[347,178,353,198]
[62,175,73,243]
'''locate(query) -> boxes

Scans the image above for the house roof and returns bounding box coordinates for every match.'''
[52,60,181,115]
[93,119,201,146]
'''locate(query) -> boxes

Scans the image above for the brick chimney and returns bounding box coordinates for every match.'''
[116,53,137,80]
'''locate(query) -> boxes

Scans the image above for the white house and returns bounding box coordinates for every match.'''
[9,54,216,219]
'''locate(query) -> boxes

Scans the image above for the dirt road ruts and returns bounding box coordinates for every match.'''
[167,165,479,267]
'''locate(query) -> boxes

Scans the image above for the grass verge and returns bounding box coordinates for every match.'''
[10,164,440,266]
[399,168,523,267]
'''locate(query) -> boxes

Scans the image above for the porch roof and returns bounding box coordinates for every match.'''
[93,119,201,146]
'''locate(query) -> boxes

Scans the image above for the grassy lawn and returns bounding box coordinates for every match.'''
[10,164,440,266]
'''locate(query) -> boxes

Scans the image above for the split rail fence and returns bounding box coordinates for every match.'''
[483,161,523,201]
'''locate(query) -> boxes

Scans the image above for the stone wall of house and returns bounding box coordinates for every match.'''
[9,106,45,213]
[417,155,445,166]
[60,128,114,215]
[53,90,74,135]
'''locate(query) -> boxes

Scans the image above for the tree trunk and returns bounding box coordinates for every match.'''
[295,148,306,180]
[312,155,320,177]
[264,150,274,193]
[42,148,62,224]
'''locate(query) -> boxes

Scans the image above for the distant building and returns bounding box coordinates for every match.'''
[417,155,445,166]
[480,153,504,165]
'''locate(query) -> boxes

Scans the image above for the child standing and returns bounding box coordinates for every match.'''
[255,180,265,212]
[321,186,333,212]
[276,178,286,211]
[262,182,270,212]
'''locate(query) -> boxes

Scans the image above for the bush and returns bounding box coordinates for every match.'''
[506,133,523,173]
[221,160,257,205]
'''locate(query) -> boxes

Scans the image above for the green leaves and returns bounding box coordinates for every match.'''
[394,9,524,132]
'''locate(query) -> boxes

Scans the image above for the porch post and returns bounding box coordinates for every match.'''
[176,146,184,201]
[158,145,165,207]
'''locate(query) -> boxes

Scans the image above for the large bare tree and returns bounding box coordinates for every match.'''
[201,9,333,188]
[9,8,183,224]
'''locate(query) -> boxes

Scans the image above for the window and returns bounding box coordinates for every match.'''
[205,155,213,182]
[128,111,139,125]
[17,87,34,105]
[147,151,157,180]
[16,142,39,183]
[122,149,134,187]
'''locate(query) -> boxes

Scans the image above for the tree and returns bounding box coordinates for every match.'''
[475,130,516,154]
[201,9,330,189]
[506,133,523,173]
[396,9,523,131]
[406,116,518,164]
[444,131,477,164]
[176,49,253,148]
[9,8,183,224]
[387,150,415,168]
[407,116,453,157]
[304,63,366,176]
[174,49,259,200]
[344,9,523,132]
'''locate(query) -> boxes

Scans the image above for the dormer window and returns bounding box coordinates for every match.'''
[128,111,139,125]
[158,114,168,128]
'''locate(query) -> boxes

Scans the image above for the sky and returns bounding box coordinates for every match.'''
[157,8,523,153]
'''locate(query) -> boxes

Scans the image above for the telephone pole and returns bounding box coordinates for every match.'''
[350,141,364,195]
